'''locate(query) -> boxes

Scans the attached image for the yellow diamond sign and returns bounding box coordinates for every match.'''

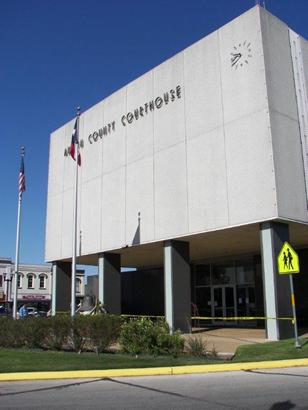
[277,242,300,274]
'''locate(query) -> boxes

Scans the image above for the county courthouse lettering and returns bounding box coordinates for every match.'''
[64,85,182,155]
[88,85,182,142]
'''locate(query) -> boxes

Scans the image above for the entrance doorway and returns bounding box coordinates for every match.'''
[192,258,259,327]
[237,286,256,326]
[212,286,236,325]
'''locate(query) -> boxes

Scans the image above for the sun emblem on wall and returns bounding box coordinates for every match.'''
[230,41,252,69]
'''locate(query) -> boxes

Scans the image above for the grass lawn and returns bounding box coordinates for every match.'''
[0,337,307,373]
[233,337,308,362]
[0,349,220,373]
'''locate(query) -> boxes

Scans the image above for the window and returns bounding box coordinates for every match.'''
[236,260,255,285]
[39,275,46,289]
[212,263,235,285]
[0,275,2,288]
[17,274,22,288]
[195,264,211,286]
[76,278,81,293]
[27,274,34,289]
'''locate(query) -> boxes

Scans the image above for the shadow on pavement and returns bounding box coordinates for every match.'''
[0,378,104,397]
[269,400,296,410]
[244,369,308,378]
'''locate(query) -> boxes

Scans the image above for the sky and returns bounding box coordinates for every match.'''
[0,0,308,271]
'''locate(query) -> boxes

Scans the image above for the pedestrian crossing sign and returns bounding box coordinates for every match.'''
[277,242,300,274]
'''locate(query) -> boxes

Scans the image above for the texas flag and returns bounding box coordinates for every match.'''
[69,118,81,166]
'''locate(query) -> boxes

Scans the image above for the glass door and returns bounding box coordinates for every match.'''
[237,287,247,318]
[195,286,211,326]
[225,286,236,319]
[237,286,256,326]
[212,286,236,325]
[213,287,223,323]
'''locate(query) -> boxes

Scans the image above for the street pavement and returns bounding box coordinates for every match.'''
[1,366,308,409]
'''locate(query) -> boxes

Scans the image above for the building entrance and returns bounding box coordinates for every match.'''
[212,285,236,325]
[192,257,261,327]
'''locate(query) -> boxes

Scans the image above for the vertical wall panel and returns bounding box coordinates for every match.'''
[154,143,188,238]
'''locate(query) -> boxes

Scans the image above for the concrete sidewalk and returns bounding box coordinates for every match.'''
[184,327,308,357]
[185,327,268,357]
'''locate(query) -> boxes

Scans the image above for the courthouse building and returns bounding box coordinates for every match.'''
[46,6,308,340]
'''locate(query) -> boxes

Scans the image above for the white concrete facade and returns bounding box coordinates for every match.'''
[45,6,308,265]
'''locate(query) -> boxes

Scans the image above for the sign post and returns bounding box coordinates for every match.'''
[277,242,301,348]
[288,274,300,348]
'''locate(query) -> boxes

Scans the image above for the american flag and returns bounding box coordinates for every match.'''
[19,156,25,196]
[69,118,81,166]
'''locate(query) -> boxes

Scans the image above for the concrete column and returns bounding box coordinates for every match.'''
[98,252,121,314]
[164,240,191,333]
[260,222,293,340]
[51,261,71,315]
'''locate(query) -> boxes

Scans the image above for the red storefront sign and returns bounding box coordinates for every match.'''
[21,295,50,301]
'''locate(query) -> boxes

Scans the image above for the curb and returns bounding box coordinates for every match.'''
[1,358,308,382]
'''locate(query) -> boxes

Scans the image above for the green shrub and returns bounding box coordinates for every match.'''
[88,315,122,354]
[18,317,49,349]
[67,316,89,353]
[185,335,207,357]
[120,317,152,355]
[44,315,70,350]
[119,318,184,356]
[0,317,49,349]
[65,314,122,353]
[7,318,24,348]
[0,317,15,347]
[157,331,185,357]
[0,314,123,353]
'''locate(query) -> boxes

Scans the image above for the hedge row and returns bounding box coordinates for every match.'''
[0,315,121,353]
[0,316,185,356]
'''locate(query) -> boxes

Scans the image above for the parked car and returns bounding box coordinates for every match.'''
[0,305,9,317]
[27,307,39,317]
[38,310,48,317]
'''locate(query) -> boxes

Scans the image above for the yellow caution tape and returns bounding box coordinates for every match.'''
[191,316,294,321]
[121,314,164,319]
[121,314,294,322]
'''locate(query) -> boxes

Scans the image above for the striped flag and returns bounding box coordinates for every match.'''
[13,147,26,318]
[19,156,25,196]
[69,118,81,166]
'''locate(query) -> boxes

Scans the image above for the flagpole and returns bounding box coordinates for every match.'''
[13,146,25,319]
[71,107,80,317]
